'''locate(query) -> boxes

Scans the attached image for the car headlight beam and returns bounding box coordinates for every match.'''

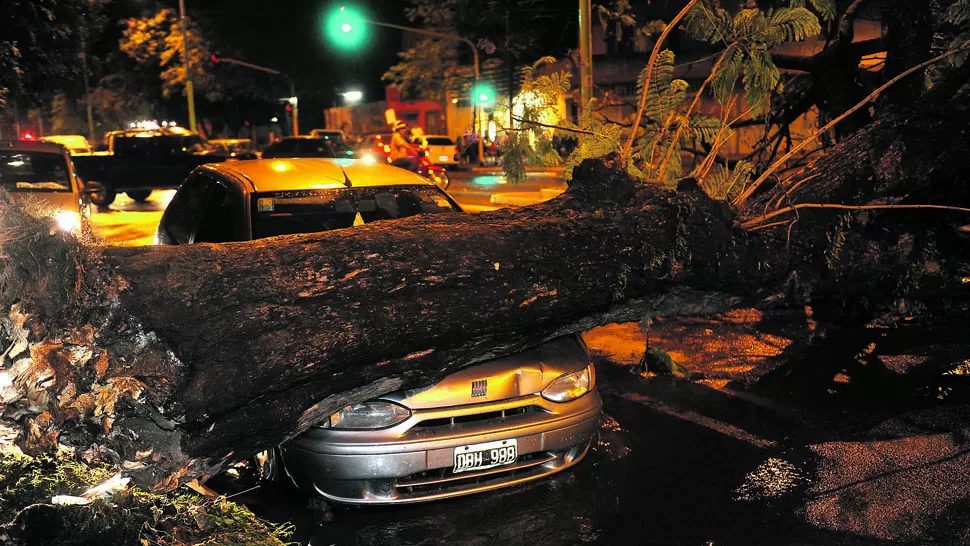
[324,400,411,430]
[541,365,594,403]
[54,210,82,234]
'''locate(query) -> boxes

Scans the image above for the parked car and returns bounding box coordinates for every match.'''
[72,127,232,207]
[39,134,93,155]
[413,134,460,167]
[261,136,357,159]
[1,140,91,237]
[155,158,602,505]
[355,132,393,163]
[207,138,260,160]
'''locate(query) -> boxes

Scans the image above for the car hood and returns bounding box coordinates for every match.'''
[384,336,591,410]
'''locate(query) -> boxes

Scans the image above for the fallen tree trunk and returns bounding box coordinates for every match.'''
[1,159,761,488]
[2,96,969,489]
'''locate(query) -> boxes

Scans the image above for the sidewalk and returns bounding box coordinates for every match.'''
[489,187,565,207]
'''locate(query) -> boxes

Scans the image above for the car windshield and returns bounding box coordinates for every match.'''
[251,186,459,239]
[426,137,454,146]
[0,150,71,192]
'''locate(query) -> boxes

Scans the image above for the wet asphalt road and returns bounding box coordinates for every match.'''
[228,362,888,546]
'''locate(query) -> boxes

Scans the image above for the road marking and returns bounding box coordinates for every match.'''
[620,391,778,449]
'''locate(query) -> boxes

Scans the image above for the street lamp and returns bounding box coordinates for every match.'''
[328,6,485,165]
[341,90,364,104]
[179,0,197,133]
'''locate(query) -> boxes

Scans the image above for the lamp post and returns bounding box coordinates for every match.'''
[335,9,485,165]
[179,0,198,133]
[212,56,298,136]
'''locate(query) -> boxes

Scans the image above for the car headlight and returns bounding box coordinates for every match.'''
[323,400,411,430]
[541,365,595,402]
[54,210,82,233]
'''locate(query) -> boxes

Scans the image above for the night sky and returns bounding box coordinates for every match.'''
[185,0,580,128]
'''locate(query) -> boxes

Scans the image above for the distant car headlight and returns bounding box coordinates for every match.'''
[323,400,411,430]
[541,365,595,402]
[54,210,82,233]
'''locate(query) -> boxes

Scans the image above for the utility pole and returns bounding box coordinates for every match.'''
[179,0,198,133]
[579,0,594,118]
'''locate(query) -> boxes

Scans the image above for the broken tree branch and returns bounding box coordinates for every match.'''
[735,41,970,208]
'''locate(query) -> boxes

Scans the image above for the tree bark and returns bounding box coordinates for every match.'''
[3,94,970,490]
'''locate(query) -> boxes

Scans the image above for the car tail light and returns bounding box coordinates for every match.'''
[383,144,390,153]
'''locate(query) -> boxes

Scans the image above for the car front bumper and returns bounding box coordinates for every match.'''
[279,391,602,504]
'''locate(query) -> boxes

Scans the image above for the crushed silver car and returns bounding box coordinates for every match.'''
[278,335,600,504]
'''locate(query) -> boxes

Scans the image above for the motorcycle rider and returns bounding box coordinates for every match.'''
[389,120,420,170]
[387,120,450,190]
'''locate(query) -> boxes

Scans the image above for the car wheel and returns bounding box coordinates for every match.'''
[88,182,116,208]
[126,189,152,202]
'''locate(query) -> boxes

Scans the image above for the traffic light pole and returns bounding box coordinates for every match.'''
[179,0,198,133]
[214,56,298,136]
[360,20,484,165]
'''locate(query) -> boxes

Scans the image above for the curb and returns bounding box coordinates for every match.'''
[466,166,566,174]
[489,187,565,207]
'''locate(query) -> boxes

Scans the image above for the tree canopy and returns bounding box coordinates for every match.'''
[0,0,106,109]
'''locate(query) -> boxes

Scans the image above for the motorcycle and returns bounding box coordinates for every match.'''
[395,146,449,191]
[417,149,450,191]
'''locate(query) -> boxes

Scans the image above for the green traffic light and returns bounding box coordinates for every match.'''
[473,83,496,105]
[325,5,368,51]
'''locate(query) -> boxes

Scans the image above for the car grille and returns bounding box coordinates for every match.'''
[412,405,544,429]
[393,447,580,500]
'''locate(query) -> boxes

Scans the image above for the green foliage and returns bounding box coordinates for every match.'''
[635,50,692,185]
[788,0,837,22]
[120,9,222,101]
[637,347,680,376]
[824,214,853,271]
[559,96,632,181]
[683,5,821,115]
[946,0,970,66]
[383,39,474,104]
[49,84,155,138]
[0,0,112,108]
[385,0,546,103]
[499,57,568,183]
[0,453,291,545]
[536,2,821,194]
[596,0,638,48]
[596,0,637,31]
[697,160,753,201]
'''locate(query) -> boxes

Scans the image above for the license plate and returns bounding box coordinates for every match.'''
[438,155,449,162]
[453,439,517,473]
